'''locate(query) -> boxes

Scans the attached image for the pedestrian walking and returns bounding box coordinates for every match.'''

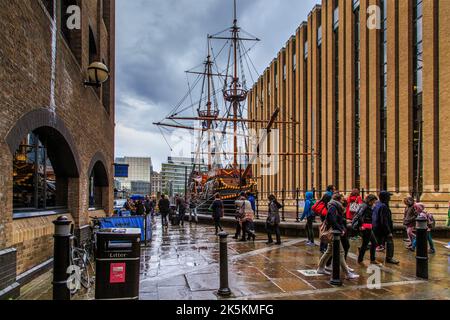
[300,191,316,246]
[316,193,359,279]
[353,194,379,264]
[403,196,417,249]
[266,194,282,245]
[235,192,256,242]
[209,193,224,235]
[346,189,363,240]
[410,203,436,254]
[372,191,400,264]
[135,199,145,216]
[189,195,199,223]
[175,194,187,227]
[158,194,170,230]
[144,196,152,216]
[312,193,332,253]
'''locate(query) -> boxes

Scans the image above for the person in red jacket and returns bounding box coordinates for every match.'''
[346,189,363,240]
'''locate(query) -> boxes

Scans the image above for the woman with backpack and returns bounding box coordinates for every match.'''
[300,191,316,246]
[410,203,436,254]
[346,189,363,240]
[354,194,379,264]
[403,196,417,250]
[266,194,282,245]
[312,193,332,253]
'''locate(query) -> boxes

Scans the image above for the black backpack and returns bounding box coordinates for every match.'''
[351,205,366,230]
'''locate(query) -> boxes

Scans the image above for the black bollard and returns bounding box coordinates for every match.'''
[330,230,342,286]
[415,216,429,279]
[218,232,231,297]
[52,216,72,300]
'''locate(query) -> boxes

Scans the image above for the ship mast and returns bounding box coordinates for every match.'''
[232,0,238,168]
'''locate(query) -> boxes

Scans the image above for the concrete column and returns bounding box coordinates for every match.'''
[398,0,414,193]
[438,0,450,193]
[344,0,356,192]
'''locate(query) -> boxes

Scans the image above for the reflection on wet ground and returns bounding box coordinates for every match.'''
[19,217,450,300]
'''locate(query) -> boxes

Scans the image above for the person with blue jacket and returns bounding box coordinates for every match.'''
[300,191,316,246]
[372,191,399,264]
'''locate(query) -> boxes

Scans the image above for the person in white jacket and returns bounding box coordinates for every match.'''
[235,193,256,242]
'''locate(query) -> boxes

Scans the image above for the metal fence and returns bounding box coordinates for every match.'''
[252,188,450,224]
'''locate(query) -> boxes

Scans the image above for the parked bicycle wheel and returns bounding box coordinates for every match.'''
[71,248,91,289]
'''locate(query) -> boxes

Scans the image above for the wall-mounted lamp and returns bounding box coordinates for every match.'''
[84,62,110,88]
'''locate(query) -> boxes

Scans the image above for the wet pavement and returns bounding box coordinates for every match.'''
[18,218,450,300]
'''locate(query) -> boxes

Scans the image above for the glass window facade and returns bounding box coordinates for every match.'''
[13,133,66,211]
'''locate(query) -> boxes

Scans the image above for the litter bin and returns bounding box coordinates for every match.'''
[95,228,141,300]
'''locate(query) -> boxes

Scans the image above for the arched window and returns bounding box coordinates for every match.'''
[13,132,67,211]
[88,161,109,210]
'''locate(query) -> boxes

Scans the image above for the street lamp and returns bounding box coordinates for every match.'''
[84,62,110,88]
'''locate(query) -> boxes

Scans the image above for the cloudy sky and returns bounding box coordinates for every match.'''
[115,0,316,172]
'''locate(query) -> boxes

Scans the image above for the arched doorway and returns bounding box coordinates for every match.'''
[87,153,110,211]
[6,109,81,215]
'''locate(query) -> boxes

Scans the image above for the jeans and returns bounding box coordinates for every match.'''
[358,229,378,262]
[318,242,351,274]
[178,208,186,226]
[319,216,328,252]
[306,216,315,243]
[385,235,395,260]
[214,217,223,234]
[189,207,198,222]
[406,226,416,245]
[326,235,350,267]
[161,213,168,228]
[267,225,281,244]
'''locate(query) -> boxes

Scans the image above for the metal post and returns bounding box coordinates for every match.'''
[296,188,300,223]
[415,216,428,279]
[281,189,285,222]
[330,230,342,286]
[361,188,365,199]
[52,216,72,300]
[218,232,231,297]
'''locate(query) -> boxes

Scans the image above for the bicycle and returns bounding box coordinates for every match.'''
[67,224,97,294]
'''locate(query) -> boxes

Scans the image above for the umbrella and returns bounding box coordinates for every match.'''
[130,194,145,201]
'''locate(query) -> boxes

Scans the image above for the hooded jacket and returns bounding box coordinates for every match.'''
[346,195,363,220]
[326,200,346,232]
[372,191,393,235]
[403,197,417,227]
[300,192,315,221]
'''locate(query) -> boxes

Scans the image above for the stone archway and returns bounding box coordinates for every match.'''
[6,108,81,176]
[87,152,111,213]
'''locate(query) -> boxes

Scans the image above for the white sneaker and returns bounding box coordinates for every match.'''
[346,272,360,280]
[317,268,331,275]
[348,267,355,273]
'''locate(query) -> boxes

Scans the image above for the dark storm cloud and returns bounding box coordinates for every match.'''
[115,0,317,170]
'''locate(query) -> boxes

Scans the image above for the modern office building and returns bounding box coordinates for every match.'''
[161,157,207,195]
[248,0,449,223]
[0,0,116,298]
[115,157,153,195]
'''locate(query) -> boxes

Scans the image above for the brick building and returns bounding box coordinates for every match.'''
[248,0,449,223]
[0,0,115,298]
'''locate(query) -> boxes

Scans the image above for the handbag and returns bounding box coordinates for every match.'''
[319,221,333,244]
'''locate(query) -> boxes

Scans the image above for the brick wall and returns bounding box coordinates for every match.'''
[0,0,115,278]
